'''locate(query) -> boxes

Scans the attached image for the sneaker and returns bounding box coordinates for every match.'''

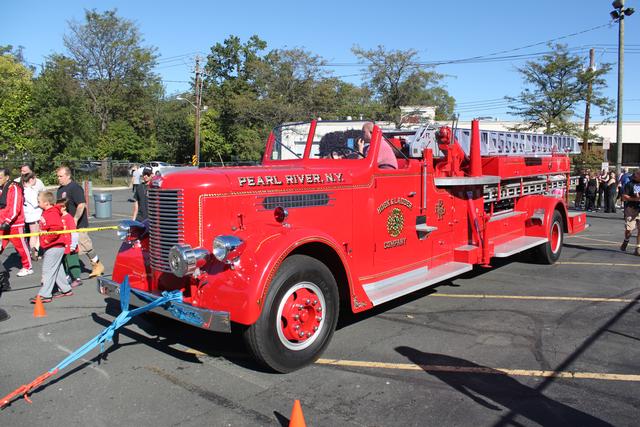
[30,295,52,304]
[71,279,83,288]
[635,248,640,257]
[17,268,33,277]
[621,240,629,252]
[52,290,74,299]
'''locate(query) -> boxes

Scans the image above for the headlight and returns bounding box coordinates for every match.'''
[169,244,210,277]
[117,220,147,241]
[213,235,245,264]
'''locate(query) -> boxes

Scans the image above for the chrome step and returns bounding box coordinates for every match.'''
[363,262,473,306]
[493,236,548,257]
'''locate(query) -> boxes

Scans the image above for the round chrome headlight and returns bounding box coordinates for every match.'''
[169,244,210,277]
[213,235,245,264]
[117,219,146,241]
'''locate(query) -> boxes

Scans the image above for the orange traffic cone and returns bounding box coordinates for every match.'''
[289,399,306,427]
[33,295,47,318]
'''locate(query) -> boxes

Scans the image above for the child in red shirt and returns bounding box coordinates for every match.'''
[31,191,73,303]
[58,199,82,287]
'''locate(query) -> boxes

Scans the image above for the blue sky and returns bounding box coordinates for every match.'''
[2,0,639,120]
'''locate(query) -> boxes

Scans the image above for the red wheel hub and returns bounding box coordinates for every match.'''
[280,288,323,343]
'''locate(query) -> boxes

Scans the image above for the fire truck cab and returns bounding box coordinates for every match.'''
[99,120,586,372]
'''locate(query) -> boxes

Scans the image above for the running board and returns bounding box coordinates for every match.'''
[493,236,548,257]
[363,262,473,306]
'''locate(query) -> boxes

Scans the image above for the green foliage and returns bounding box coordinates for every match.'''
[155,99,193,163]
[571,147,607,174]
[352,45,454,124]
[64,9,160,134]
[30,55,97,168]
[507,44,614,135]
[96,120,156,160]
[0,53,33,157]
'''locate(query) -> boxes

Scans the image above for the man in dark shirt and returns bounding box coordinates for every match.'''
[56,166,105,276]
[132,167,152,221]
[620,169,640,256]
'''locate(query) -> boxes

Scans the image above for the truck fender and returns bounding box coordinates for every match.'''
[240,227,355,324]
[516,196,568,238]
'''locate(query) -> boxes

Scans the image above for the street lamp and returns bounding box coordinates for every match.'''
[610,0,634,174]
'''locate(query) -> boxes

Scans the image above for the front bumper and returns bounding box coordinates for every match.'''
[97,277,231,333]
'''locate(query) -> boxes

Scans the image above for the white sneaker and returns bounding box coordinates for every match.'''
[17,268,33,277]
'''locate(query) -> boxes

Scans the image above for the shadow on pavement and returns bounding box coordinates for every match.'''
[395,346,612,426]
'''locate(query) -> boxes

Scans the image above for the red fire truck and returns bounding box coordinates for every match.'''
[99,119,586,372]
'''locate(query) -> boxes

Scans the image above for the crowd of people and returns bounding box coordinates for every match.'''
[0,165,104,304]
[574,167,633,213]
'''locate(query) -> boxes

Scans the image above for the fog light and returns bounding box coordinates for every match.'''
[169,244,210,277]
[213,235,245,264]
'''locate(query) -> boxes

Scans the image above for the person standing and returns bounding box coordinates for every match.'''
[129,164,142,203]
[0,168,32,276]
[584,172,598,212]
[575,170,587,210]
[132,167,152,221]
[22,172,43,260]
[30,191,73,303]
[620,169,640,256]
[56,166,104,277]
[58,199,82,287]
[596,169,608,211]
[14,164,45,192]
[604,171,618,214]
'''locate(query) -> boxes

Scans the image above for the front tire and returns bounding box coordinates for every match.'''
[536,210,564,264]
[243,255,339,373]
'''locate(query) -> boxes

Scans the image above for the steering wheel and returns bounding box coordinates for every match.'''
[329,146,366,159]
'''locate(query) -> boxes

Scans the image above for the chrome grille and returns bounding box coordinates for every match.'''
[148,188,184,273]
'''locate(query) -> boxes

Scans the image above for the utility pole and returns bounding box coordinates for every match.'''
[610,0,635,174]
[582,48,595,152]
[194,56,201,166]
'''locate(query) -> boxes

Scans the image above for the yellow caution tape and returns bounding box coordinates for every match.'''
[0,226,118,240]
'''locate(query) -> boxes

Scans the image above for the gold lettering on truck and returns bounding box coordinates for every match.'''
[237,173,343,187]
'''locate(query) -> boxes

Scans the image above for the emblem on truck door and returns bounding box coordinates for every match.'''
[435,200,446,220]
[387,208,404,237]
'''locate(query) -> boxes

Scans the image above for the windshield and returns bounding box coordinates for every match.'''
[269,121,371,160]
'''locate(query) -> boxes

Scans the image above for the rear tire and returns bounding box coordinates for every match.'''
[536,210,564,264]
[243,255,339,373]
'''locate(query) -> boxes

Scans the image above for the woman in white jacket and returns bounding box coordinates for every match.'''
[22,173,43,260]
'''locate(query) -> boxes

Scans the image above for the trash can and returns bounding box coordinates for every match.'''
[93,193,112,219]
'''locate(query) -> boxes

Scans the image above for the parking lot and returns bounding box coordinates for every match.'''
[1,190,639,426]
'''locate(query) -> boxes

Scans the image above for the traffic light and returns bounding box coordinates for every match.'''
[192,155,198,166]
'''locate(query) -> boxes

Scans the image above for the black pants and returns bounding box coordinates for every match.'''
[605,188,617,213]
[585,193,596,211]
[0,254,8,295]
[597,186,605,209]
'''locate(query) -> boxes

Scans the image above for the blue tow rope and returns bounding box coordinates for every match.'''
[52,276,183,372]
[1,275,183,408]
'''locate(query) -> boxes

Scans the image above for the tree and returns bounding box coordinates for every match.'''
[204,35,269,161]
[30,55,96,167]
[63,9,160,134]
[352,45,454,124]
[155,98,194,163]
[0,52,33,158]
[507,44,613,135]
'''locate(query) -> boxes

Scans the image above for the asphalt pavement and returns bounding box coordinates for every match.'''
[0,191,639,426]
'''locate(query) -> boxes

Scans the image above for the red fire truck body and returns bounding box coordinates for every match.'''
[99,120,586,372]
